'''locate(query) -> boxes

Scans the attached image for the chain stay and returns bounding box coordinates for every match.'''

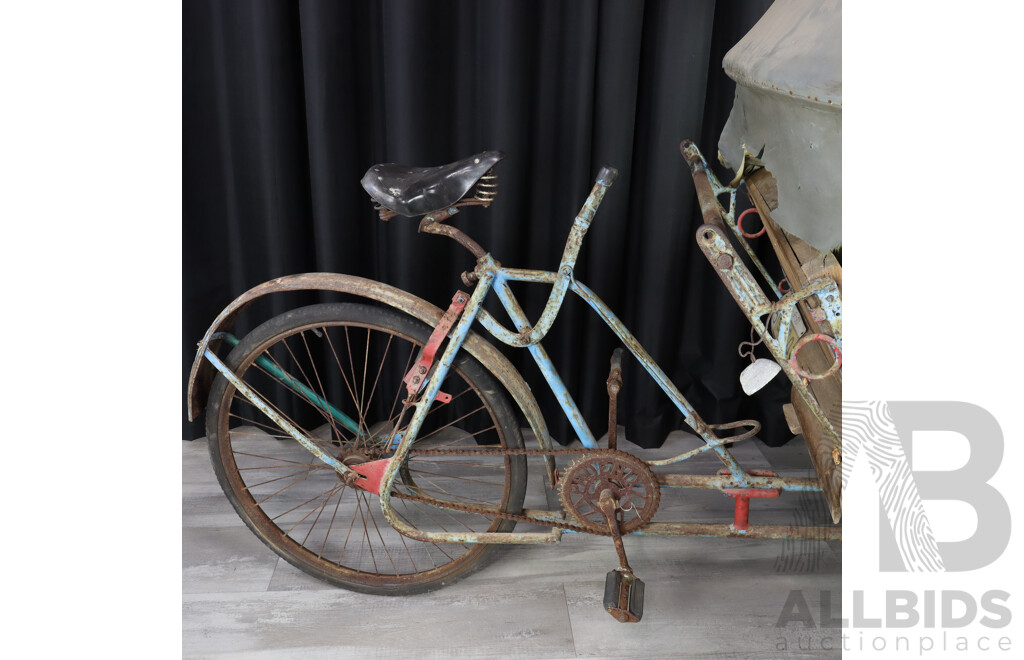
[390,447,644,536]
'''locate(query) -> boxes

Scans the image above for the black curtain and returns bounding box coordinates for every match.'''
[183,0,790,448]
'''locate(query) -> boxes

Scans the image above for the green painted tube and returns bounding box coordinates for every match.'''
[216,333,362,436]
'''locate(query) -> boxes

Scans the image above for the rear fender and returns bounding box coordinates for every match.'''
[187,273,555,457]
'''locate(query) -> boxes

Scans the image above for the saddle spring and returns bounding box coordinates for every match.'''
[474,168,499,205]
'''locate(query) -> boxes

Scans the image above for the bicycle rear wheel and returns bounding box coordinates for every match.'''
[206,302,527,595]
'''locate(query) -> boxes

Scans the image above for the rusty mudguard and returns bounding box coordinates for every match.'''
[187,273,556,463]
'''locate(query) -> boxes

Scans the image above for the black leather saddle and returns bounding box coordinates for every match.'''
[361,150,504,217]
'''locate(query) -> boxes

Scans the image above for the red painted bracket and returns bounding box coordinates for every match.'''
[350,458,393,495]
[403,291,469,398]
[718,469,781,531]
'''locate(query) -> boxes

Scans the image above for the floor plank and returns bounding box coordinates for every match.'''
[184,431,841,658]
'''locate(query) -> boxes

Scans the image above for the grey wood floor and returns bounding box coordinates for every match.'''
[184,430,841,659]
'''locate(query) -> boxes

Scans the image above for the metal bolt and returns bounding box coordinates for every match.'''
[412,376,420,383]
[717,254,734,270]
[418,366,427,374]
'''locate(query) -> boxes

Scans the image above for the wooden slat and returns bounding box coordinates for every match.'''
[792,388,842,523]
[745,170,842,522]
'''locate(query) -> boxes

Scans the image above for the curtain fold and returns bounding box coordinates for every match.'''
[183,0,790,448]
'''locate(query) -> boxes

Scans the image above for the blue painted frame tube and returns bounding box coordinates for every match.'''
[474,259,749,480]
[567,279,747,479]
[492,274,598,449]
[473,257,749,480]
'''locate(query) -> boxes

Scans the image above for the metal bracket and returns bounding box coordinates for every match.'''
[403,291,469,397]
[720,469,781,532]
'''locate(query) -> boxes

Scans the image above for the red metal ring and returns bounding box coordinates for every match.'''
[789,333,842,380]
[737,208,766,238]
[778,278,792,294]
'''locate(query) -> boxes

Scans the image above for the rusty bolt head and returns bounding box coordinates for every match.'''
[717,254,734,270]
[419,366,427,374]
[412,376,420,383]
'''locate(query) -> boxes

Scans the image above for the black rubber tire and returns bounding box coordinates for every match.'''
[206,302,527,595]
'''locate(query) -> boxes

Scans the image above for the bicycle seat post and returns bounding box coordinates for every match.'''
[418,208,487,261]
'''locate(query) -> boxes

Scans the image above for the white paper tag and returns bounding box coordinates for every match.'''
[740,358,782,395]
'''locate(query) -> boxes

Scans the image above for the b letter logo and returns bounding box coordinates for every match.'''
[843,401,1010,572]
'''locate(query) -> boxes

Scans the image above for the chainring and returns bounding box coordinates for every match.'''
[558,450,660,533]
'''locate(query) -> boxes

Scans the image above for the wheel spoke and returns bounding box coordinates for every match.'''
[210,303,524,592]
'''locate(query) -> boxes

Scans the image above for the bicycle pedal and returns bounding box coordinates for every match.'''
[603,569,644,623]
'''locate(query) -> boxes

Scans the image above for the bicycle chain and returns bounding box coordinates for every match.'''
[387,446,646,537]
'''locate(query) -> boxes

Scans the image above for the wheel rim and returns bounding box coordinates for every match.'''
[212,310,522,590]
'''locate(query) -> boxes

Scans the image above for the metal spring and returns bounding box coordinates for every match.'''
[474,169,498,204]
[373,202,397,221]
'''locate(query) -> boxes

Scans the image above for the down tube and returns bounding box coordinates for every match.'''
[569,280,719,446]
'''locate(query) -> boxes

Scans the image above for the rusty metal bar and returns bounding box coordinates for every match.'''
[679,140,786,298]
[657,472,821,492]
[418,208,487,259]
[599,489,632,573]
[607,348,624,450]
[209,332,362,435]
[202,349,357,480]
[634,522,841,540]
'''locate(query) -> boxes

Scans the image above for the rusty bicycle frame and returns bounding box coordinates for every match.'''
[191,156,841,548]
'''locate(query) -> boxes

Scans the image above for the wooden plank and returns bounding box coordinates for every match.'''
[745,170,842,518]
[792,389,842,523]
